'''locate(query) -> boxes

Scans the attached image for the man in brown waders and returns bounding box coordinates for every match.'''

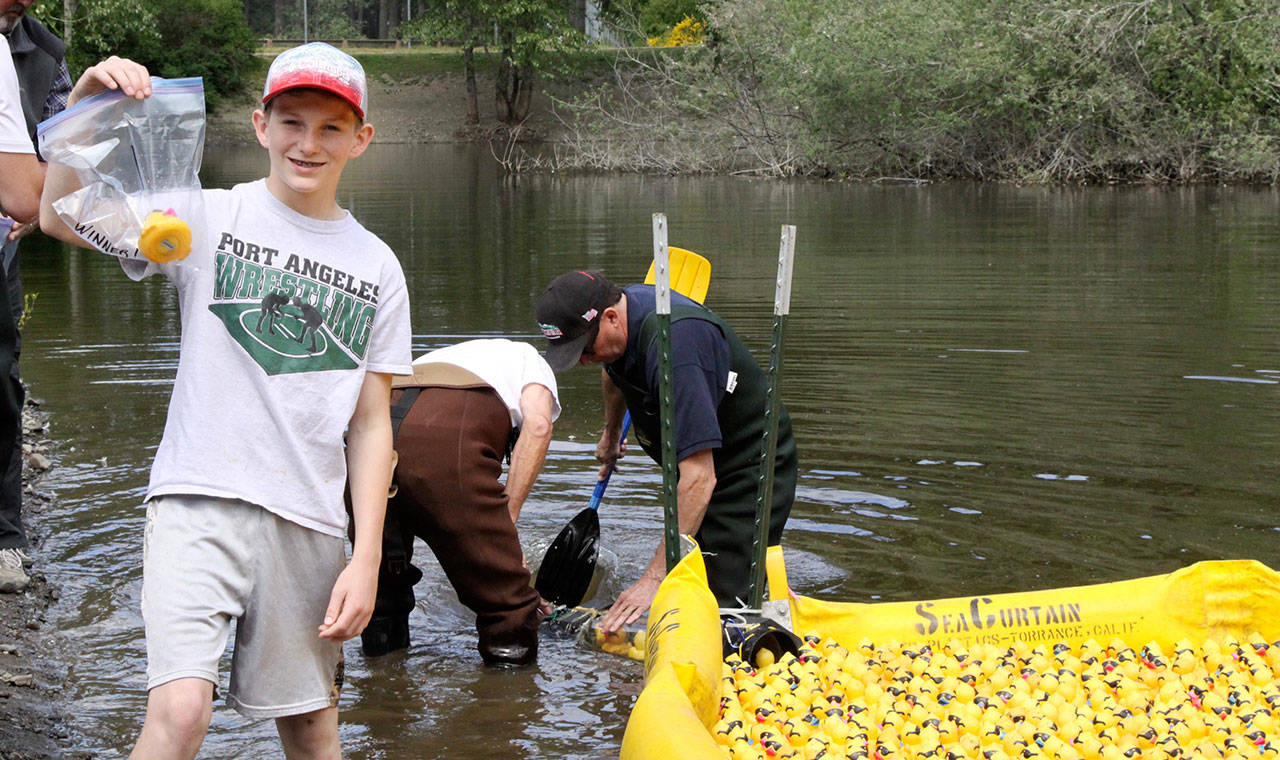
[358,338,559,665]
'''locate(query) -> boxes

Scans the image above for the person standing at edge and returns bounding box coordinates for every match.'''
[535,270,797,633]
[0,0,70,591]
[361,338,558,666]
[39,44,412,758]
[0,30,41,593]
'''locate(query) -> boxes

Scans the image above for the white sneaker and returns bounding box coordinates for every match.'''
[0,564,27,593]
[0,547,30,570]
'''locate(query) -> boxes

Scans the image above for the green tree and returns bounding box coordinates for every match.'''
[149,0,258,108]
[55,0,257,110]
[402,0,582,126]
[64,0,162,74]
[400,0,490,124]
[242,0,391,39]
[491,0,575,125]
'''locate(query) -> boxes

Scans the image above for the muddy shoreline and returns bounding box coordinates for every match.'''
[0,397,82,760]
[205,72,572,147]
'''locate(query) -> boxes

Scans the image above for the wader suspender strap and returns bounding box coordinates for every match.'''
[390,387,422,444]
[383,387,423,580]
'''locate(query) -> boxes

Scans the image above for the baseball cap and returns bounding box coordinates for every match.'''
[536,271,617,371]
[262,42,367,119]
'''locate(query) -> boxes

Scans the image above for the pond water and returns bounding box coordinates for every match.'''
[18,144,1280,757]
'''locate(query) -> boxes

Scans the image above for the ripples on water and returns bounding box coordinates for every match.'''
[16,147,1280,756]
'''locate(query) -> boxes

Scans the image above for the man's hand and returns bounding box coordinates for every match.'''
[599,572,662,634]
[594,432,626,480]
[318,557,378,641]
[4,217,36,244]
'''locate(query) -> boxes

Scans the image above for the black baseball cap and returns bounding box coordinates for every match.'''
[536,270,617,371]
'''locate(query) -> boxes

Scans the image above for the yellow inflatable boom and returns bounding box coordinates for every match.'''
[620,551,1280,760]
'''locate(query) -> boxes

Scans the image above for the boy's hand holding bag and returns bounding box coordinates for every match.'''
[37,77,206,264]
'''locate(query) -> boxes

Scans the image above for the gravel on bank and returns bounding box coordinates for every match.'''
[0,397,85,760]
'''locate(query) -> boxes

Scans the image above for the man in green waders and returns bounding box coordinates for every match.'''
[536,270,797,633]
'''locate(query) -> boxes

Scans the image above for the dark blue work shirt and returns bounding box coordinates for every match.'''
[617,284,731,462]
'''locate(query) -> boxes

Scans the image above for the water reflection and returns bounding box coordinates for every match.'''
[16,145,1280,756]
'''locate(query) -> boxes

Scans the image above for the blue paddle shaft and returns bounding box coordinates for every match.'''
[589,412,632,511]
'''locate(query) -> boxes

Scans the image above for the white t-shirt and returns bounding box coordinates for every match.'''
[0,37,34,155]
[413,339,561,427]
[124,179,413,536]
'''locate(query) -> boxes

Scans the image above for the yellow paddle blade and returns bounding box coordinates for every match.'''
[645,246,711,304]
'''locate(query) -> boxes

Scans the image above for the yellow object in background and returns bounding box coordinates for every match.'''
[139,211,191,263]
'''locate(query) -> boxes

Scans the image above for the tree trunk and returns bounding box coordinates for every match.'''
[273,0,285,36]
[494,40,533,126]
[564,0,585,33]
[379,0,400,37]
[62,0,77,45]
[463,45,479,125]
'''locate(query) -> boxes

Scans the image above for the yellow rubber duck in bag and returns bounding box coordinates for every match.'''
[37,77,205,264]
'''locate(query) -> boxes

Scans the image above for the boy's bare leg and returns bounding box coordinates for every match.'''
[130,677,214,760]
[276,706,341,760]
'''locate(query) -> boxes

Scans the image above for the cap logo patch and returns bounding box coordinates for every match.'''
[581,308,599,322]
[539,323,564,339]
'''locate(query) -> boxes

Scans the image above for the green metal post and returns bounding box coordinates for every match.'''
[748,225,797,608]
[653,214,681,573]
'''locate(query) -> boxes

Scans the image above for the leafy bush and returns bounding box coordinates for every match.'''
[149,0,259,110]
[66,0,163,75]
[573,0,1280,181]
[58,0,258,111]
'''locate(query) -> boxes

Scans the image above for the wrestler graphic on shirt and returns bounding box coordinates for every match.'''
[290,296,324,353]
[256,292,289,335]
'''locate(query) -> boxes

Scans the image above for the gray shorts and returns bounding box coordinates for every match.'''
[142,494,346,719]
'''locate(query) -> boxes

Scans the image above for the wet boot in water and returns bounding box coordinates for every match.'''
[478,622,538,667]
[360,561,422,657]
[362,613,411,657]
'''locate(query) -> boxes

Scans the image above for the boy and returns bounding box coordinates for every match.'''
[39,44,412,759]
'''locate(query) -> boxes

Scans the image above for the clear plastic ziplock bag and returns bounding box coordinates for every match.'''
[37,77,206,264]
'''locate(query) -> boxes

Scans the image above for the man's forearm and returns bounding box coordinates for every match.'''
[601,369,626,439]
[675,449,715,536]
[0,154,43,223]
[646,450,716,579]
[506,426,551,523]
[507,383,556,523]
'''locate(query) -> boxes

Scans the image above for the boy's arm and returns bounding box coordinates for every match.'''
[40,56,151,245]
[319,370,393,641]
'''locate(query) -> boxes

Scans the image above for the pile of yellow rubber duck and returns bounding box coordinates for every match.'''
[714,633,1280,759]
